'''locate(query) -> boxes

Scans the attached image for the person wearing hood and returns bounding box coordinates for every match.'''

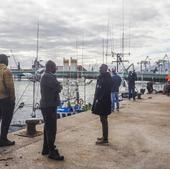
[128,70,137,100]
[0,54,15,147]
[92,64,113,145]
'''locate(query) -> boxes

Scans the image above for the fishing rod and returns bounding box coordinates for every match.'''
[13,81,31,114]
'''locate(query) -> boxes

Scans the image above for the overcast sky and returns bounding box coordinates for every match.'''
[0,0,170,69]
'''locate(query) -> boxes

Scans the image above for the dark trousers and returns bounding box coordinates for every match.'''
[128,86,135,100]
[100,115,108,141]
[41,107,57,152]
[0,98,15,140]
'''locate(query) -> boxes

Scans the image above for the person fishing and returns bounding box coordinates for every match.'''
[40,60,64,160]
[0,54,15,147]
[92,64,113,145]
[128,70,137,100]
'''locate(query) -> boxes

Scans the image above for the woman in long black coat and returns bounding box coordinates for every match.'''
[92,64,113,144]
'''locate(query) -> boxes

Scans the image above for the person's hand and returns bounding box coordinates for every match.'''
[10,99,15,107]
[0,109,2,120]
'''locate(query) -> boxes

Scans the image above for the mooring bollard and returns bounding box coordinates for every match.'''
[137,93,142,99]
[25,118,42,136]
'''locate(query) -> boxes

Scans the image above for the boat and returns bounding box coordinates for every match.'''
[56,99,91,118]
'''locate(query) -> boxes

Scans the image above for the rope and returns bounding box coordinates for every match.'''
[35,81,40,106]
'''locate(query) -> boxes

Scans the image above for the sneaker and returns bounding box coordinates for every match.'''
[116,108,119,112]
[0,139,15,147]
[96,139,109,145]
[48,150,64,161]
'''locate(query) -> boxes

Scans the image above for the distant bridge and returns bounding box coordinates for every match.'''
[11,69,168,82]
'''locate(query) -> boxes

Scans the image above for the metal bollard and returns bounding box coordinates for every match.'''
[137,93,142,99]
[25,119,41,136]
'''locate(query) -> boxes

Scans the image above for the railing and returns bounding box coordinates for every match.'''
[11,69,168,82]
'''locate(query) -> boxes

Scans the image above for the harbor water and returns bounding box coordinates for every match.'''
[9,78,164,131]
[11,79,96,126]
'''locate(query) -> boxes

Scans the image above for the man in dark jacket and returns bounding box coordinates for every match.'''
[40,60,64,161]
[0,54,15,147]
[92,64,113,145]
[128,70,137,100]
[111,68,121,112]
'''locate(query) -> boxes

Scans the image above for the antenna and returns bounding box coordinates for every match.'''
[102,39,105,64]
[110,22,114,53]
[82,39,84,73]
[128,2,131,58]
[36,20,39,65]
[75,40,79,79]
[105,17,110,65]
[122,0,125,60]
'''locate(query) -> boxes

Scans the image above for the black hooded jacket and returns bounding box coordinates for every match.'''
[128,71,137,87]
[92,72,113,116]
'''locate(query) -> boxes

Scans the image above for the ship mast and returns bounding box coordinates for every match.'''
[111,0,130,72]
[32,21,39,118]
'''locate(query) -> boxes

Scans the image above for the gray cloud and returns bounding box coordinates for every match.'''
[0,0,170,68]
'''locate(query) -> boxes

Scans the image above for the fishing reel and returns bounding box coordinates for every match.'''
[14,102,25,114]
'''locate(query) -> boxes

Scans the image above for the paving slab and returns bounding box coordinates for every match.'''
[0,94,170,169]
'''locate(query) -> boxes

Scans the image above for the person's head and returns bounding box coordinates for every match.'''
[112,67,116,74]
[99,64,108,74]
[0,54,8,66]
[45,60,56,73]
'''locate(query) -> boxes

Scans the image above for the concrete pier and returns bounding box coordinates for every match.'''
[0,94,170,169]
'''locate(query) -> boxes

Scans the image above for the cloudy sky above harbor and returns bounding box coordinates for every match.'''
[0,0,170,69]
